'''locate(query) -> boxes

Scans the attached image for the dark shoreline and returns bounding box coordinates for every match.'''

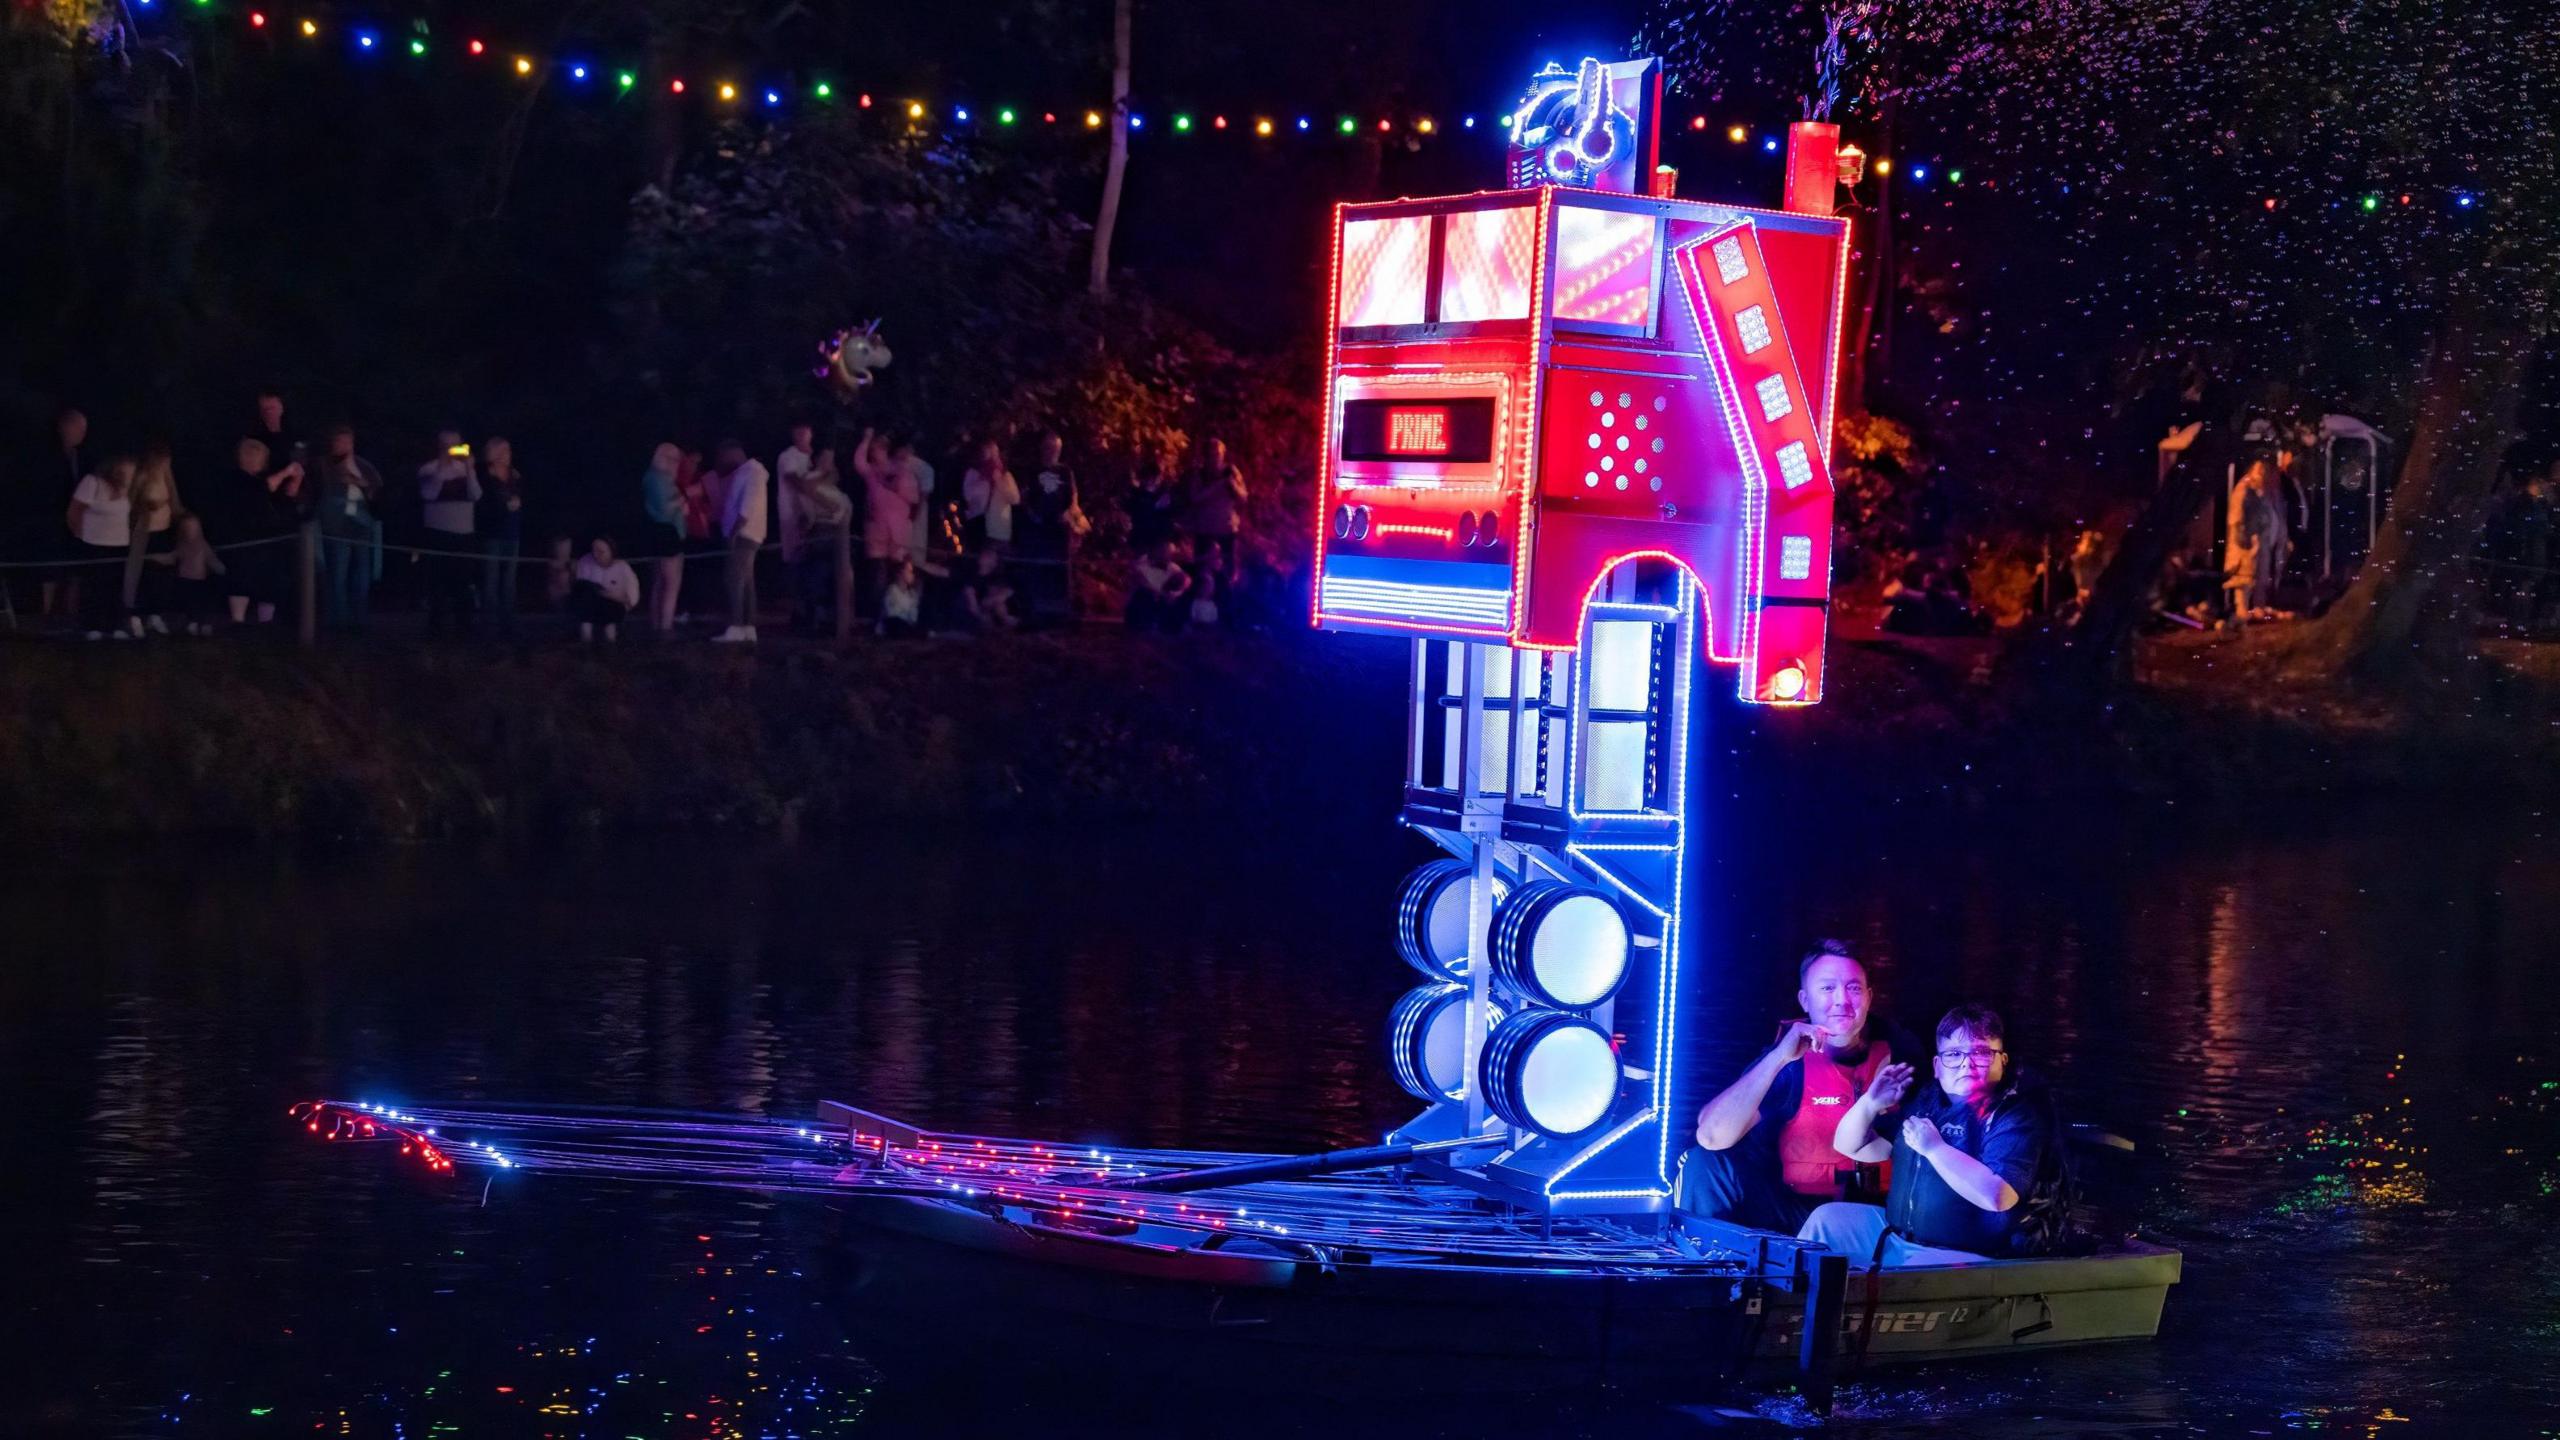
[0,626,2550,840]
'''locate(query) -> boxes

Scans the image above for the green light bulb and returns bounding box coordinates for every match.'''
[1338,116,1355,134]
[999,107,1016,124]
[617,71,636,90]
[815,81,833,99]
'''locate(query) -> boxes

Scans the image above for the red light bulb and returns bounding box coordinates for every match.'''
[468,38,485,55]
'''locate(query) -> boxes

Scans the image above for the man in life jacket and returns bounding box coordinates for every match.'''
[1676,942,1903,1232]
[1799,1002,2071,1265]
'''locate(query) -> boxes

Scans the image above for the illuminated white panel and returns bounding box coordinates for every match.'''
[1440,206,1538,323]
[1581,722,1650,811]
[1780,535,1814,580]
[1755,374,1794,423]
[1775,440,1814,490]
[1711,235,1749,285]
[1337,215,1431,328]
[1735,304,1773,354]
[1585,620,1654,711]
[1552,205,1657,327]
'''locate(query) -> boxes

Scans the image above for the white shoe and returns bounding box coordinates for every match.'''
[109,628,132,641]
[85,630,105,641]
[146,614,169,636]
[711,626,748,643]
[580,623,594,643]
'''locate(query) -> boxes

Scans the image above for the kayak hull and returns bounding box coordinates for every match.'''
[824,1190,2180,1395]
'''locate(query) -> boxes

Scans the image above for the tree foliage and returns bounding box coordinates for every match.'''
[1652,0,2560,684]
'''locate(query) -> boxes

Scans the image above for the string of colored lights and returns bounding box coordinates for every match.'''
[111,4,1850,152]
[290,1099,1755,1268]
[107,9,2520,212]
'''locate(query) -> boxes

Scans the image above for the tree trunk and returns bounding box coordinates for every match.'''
[2031,435,2223,696]
[1086,0,1131,300]
[1849,96,1896,411]
[2285,293,2528,684]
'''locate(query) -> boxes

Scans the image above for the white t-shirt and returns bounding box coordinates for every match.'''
[573,555,641,608]
[417,456,481,536]
[775,445,814,548]
[882,578,921,624]
[722,460,771,544]
[903,455,937,554]
[71,474,131,548]
[962,468,1021,543]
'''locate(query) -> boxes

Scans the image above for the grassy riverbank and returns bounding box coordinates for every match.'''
[0,625,2550,839]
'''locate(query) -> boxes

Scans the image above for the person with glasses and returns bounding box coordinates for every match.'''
[1798,1002,2070,1265]
[1676,943,1911,1232]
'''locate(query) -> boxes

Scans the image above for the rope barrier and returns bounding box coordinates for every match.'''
[0,530,302,570]
[3,526,1110,578]
[2461,553,2560,581]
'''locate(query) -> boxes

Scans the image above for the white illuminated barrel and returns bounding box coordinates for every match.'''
[1479,1011,1620,1138]
[1388,982,1502,1103]
[1395,860,1508,981]
[1490,881,1632,1010]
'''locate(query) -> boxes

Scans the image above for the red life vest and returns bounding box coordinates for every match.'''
[1778,1042,1894,1198]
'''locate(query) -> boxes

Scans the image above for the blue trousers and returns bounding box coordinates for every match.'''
[1674,1143,1819,1233]
[321,533,372,629]
[481,536,522,627]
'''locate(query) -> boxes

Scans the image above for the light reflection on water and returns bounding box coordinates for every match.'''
[7,810,2559,1436]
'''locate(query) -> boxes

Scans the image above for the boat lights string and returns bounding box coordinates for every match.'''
[290,1099,1746,1269]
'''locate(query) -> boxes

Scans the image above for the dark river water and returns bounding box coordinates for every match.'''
[9,807,2560,1437]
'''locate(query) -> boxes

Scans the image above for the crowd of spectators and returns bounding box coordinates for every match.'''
[4,390,1272,646]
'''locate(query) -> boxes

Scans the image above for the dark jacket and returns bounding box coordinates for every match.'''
[1882,1067,2071,1257]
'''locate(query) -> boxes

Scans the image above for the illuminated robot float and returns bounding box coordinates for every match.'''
[1319,54,1847,1216]
[296,58,2175,1398]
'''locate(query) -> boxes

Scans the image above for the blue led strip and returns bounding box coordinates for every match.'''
[1544,571,1695,1203]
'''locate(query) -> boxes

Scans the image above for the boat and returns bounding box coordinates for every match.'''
[814,1102,2181,1400]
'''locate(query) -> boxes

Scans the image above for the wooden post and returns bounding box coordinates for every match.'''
[834,522,854,643]
[297,522,318,647]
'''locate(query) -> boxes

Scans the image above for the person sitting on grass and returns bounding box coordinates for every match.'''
[1126,538,1190,633]
[568,535,640,643]
[877,557,924,637]
[152,512,226,636]
[1798,1002,2070,1267]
